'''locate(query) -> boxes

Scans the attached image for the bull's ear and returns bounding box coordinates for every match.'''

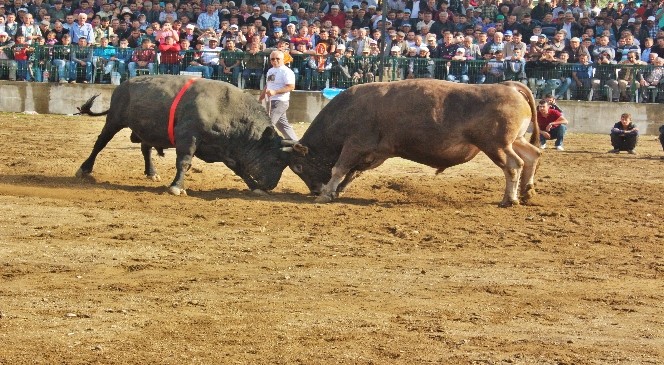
[260,126,278,141]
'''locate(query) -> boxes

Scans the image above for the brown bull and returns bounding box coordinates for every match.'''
[289,79,541,207]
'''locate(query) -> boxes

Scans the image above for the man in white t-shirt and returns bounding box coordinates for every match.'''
[259,50,298,141]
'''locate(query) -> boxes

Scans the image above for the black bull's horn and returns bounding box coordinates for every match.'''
[281,140,308,156]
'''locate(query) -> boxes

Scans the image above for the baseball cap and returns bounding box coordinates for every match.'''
[571,37,580,42]
[0,31,8,37]
[504,30,513,36]
[647,16,656,21]
[390,45,400,52]
[273,27,282,32]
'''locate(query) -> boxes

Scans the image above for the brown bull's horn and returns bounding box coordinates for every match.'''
[293,144,308,156]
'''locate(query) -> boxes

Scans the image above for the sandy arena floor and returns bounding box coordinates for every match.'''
[0,112,663,364]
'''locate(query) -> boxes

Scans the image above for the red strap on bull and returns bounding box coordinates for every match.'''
[168,77,198,146]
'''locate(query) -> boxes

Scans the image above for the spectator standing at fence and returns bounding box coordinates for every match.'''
[609,113,639,154]
[158,35,181,75]
[537,99,569,151]
[0,31,17,81]
[12,34,34,81]
[259,50,298,141]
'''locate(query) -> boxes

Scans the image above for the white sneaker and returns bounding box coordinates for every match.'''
[556,145,564,151]
[540,143,547,149]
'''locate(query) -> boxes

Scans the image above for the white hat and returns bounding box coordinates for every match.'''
[647,16,656,21]
[456,48,465,54]
[571,37,580,42]
[390,45,401,52]
[336,44,345,50]
[230,24,239,29]
[529,35,539,42]
[628,18,635,23]
[186,24,196,29]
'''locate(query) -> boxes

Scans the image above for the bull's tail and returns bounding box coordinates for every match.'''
[508,82,539,146]
[75,94,110,117]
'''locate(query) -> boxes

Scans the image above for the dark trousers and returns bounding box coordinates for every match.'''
[611,132,638,151]
[659,133,664,151]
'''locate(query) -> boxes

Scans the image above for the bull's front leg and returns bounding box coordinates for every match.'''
[315,166,348,203]
[141,143,161,182]
[168,138,197,196]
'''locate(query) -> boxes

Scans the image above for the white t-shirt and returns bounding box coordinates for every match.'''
[266,65,295,101]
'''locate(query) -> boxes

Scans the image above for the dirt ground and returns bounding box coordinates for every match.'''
[0,112,663,365]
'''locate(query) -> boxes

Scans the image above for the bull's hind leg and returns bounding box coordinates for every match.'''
[76,123,124,178]
[512,137,541,204]
[141,143,161,182]
[484,147,524,208]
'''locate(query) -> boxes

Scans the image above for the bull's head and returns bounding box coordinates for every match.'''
[288,148,332,196]
[230,127,308,192]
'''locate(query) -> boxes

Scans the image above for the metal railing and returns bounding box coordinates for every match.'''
[1,45,662,103]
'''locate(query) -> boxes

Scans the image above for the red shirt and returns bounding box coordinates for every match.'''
[537,108,562,131]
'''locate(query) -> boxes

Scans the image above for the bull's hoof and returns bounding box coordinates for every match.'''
[498,199,519,208]
[251,189,268,196]
[147,174,161,182]
[315,194,334,203]
[169,186,187,196]
[75,168,93,179]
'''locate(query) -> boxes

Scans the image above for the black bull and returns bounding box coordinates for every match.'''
[289,80,542,207]
[76,75,306,195]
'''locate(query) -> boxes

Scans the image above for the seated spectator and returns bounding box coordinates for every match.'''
[537,99,569,151]
[114,38,133,80]
[128,38,156,78]
[407,46,434,79]
[219,39,243,84]
[183,40,213,79]
[69,36,93,83]
[609,113,639,154]
[482,49,506,84]
[242,41,266,89]
[606,50,646,101]
[92,37,118,82]
[51,33,72,82]
[504,48,527,83]
[638,56,664,102]
[446,48,469,83]
[571,53,594,100]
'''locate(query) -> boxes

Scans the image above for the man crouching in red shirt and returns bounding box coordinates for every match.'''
[537,99,569,151]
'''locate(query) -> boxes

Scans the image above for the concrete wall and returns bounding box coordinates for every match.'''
[1,81,662,135]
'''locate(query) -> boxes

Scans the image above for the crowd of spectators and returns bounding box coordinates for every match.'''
[0,0,663,101]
